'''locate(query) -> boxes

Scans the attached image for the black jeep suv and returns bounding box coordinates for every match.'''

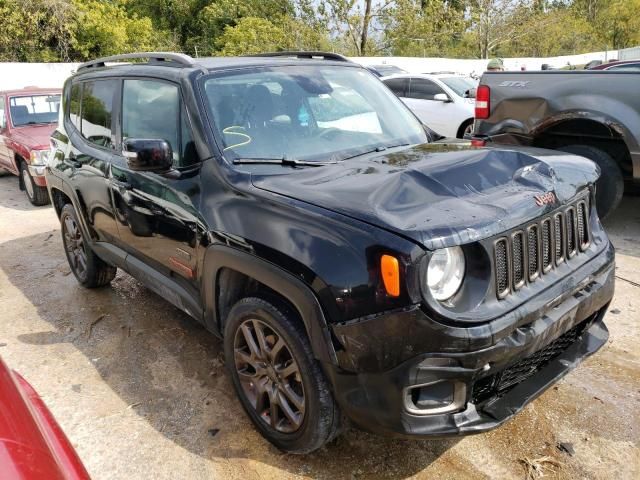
[46,52,615,453]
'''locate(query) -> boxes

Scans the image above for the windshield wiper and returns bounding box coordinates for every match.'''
[233,157,338,167]
[340,143,411,162]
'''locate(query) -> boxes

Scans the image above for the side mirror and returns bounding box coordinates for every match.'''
[123,138,173,172]
[433,93,451,103]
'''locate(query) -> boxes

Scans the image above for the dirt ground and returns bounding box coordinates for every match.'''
[0,174,638,480]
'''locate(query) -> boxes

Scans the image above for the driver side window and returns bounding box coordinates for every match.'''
[122,79,199,168]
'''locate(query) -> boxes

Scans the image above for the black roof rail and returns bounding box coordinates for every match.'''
[77,52,198,71]
[244,51,351,62]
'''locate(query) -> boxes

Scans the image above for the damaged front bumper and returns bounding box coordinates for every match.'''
[326,241,614,438]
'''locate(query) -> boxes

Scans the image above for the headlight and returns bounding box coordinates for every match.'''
[29,150,49,166]
[426,247,465,301]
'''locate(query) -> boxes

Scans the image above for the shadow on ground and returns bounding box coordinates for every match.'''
[1,227,460,479]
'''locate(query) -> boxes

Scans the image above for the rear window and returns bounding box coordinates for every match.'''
[79,80,118,149]
[9,94,60,127]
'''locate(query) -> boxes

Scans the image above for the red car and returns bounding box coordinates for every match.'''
[589,59,640,71]
[0,356,90,479]
[0,87,61,205]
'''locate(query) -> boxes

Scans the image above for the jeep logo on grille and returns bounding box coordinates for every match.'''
[534,192,557,206]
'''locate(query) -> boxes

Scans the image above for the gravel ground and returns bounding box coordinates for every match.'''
[0,174,638,480]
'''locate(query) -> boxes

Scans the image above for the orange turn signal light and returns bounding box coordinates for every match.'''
[381,254,400,297]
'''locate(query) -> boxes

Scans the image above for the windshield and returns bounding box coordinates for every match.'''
[9,94,60,126]
[439,77,477,98]
[203,66,427,163]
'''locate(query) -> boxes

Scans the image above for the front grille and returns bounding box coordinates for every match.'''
[495,239,509,298]
[512,233,524,289]
[527,226,539,280]
[493,196,590,299]
[471,320,589,405]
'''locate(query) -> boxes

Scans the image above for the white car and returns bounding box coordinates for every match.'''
[381,73,477,139]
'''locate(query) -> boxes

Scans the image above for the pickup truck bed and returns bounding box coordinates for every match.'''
[473,71,640,218]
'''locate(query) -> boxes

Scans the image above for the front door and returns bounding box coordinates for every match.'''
[54,79,121,243]
[109,78,202,288]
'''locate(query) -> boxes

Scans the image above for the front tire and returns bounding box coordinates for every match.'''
[224,297,342,453]
[20,161,50,206]
[60,204,116,288]
[558,145,624,220]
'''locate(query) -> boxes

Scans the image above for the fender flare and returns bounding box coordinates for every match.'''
[202,243,338,365]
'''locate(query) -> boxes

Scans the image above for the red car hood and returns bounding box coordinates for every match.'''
[10,124,56,150]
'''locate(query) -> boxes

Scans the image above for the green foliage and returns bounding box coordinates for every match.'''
[0,0,637,62]
[72,0,171,59]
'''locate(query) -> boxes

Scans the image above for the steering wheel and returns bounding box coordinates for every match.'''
[317,127,342,140]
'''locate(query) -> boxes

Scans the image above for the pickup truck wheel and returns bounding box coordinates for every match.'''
[558,145,624,220]
[20,161,50,206]
[224,297,342,453]
[60,204,116,288]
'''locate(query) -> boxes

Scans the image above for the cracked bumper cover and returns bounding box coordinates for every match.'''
[325,242,614,437]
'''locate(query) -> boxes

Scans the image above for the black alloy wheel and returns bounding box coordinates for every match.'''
[60,204,116,288]
[224,297,343,453]
[234,318,306,433]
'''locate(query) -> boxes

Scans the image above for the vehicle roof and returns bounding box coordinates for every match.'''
[1,87,61,96]
[380,73,467,80]
[589,59,640,70]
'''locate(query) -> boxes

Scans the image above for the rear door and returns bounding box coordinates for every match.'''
[403,78,452,136]
[109,78,202,290]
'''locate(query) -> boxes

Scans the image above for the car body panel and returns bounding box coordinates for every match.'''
[252,142,599,249]
[472,71,640,180]
[0,357,90,480]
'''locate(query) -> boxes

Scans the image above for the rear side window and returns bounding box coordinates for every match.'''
[383,78,408,97]
[408,79,445,100]
[69,83,82,131]
[80,80,117,149]
[122,79,198,168]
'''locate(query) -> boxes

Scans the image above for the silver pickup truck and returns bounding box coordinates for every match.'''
[472,71,640,218]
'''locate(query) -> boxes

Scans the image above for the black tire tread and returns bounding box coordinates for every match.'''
[558,144,624,220]
[20,161,50,206]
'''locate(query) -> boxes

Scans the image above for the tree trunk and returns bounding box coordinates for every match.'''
[360,0,373,56]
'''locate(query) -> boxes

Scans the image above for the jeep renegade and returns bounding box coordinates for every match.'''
[46,52,615,453]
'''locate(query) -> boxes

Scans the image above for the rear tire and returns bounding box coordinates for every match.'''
[558,145,624,220]
[458,120,474,139]
[60,204,116,288]
[224,297,343,453]
[20,161,50,206]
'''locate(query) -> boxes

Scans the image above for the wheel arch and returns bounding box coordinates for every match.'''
[456,118,475,139]
[202,243,338,365]
[532,116,635,180]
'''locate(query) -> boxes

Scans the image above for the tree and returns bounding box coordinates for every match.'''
[71,0,171,59]
[383,0,467,57]
[216,17,288,56]
[0,0,75,61]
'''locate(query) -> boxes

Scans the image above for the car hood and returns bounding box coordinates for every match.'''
[10,124,56,150]
[251,142,599,249]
